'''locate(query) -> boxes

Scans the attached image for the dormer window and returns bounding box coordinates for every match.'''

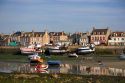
[98,32,100,35]
[113,33,115,36]
[115,33,117,36]
[121,33,123,36]
[102,32,104,35]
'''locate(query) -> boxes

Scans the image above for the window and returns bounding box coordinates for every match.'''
[118,38,119,41]
[92,37,94,40]
[114,38,116,41]
[97,37,99,40]
[100,37,102,40]
[95,37,97,41]
[98,32,100,35]
[102,32,104,35]
[103,37,105,40]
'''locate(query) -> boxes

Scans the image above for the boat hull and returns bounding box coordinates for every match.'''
[76,49,95,55]
[49,49,67,55]
[47,60,61,66]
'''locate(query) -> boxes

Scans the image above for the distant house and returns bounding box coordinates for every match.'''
[20,30,50,46]
[70,32,90,45]
[49,31,68,45]
[10,31,22,45]
[108,32,125,46]
[90,27,111,45]
[0,34,10,46]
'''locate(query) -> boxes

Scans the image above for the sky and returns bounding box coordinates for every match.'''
[0,0,125,34]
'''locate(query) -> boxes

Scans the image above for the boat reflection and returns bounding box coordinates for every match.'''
[0,62,125,76]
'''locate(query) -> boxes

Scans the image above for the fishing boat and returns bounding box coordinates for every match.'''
[45,45,67,55]
[47,60,61,66]
[20,44,42,55]
[28,53,43,63]
[76,44,95,55]
[119,53,125,60]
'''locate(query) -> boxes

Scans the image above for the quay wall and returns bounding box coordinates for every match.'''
[0,46,20,54]
[95,46,125,55]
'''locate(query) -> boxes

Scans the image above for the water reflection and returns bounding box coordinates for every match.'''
[0,62,125,76]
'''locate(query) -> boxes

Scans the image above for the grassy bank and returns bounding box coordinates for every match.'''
[0,73,125,83]
[0,53,28,62]
[95,48,124,55]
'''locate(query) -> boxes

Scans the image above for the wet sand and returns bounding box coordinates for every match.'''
[77,60,125,69]
[62,56,125,69]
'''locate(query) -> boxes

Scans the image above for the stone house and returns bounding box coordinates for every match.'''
[108,32,125,46]
[90,27,111,45]
[0,34,10,46]
[20,30,50,46]
[70,32,90,45]
[49,31,68,45]
[10,31,22,45]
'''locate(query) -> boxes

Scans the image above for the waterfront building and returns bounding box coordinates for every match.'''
[0,34,10,46]
[49,31,69,45]
[20,30,50,46]
[10,31,22,45]
[90,27,111,45]
[108,32,125,46]
[70,32,90,45]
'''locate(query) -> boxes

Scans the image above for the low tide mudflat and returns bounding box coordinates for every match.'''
[0,53,125,83]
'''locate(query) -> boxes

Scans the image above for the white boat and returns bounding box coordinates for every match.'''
[20,48,35,54]
[47,46,67,55]
[76,44,95,55]
[20,44,42,55]
[119,53,125,60]
[28,53,43,63]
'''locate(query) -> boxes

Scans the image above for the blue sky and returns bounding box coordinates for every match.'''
[0,0,125,34]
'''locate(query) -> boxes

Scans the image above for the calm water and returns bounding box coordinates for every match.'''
[0,62,125,76]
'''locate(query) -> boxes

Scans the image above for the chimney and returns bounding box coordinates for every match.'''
[93,26,95,30]
[62,31,64,35]
[44,29,48,35]
[32,30,34,36]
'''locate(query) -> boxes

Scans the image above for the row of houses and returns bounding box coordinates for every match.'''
[0,27,125,46]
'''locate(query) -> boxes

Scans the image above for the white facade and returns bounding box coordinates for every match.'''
[108,32,125,46]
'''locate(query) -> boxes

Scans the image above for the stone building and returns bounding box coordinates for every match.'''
[90,27,111,45]
[108,32,125,46]
[20,30,50,46]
